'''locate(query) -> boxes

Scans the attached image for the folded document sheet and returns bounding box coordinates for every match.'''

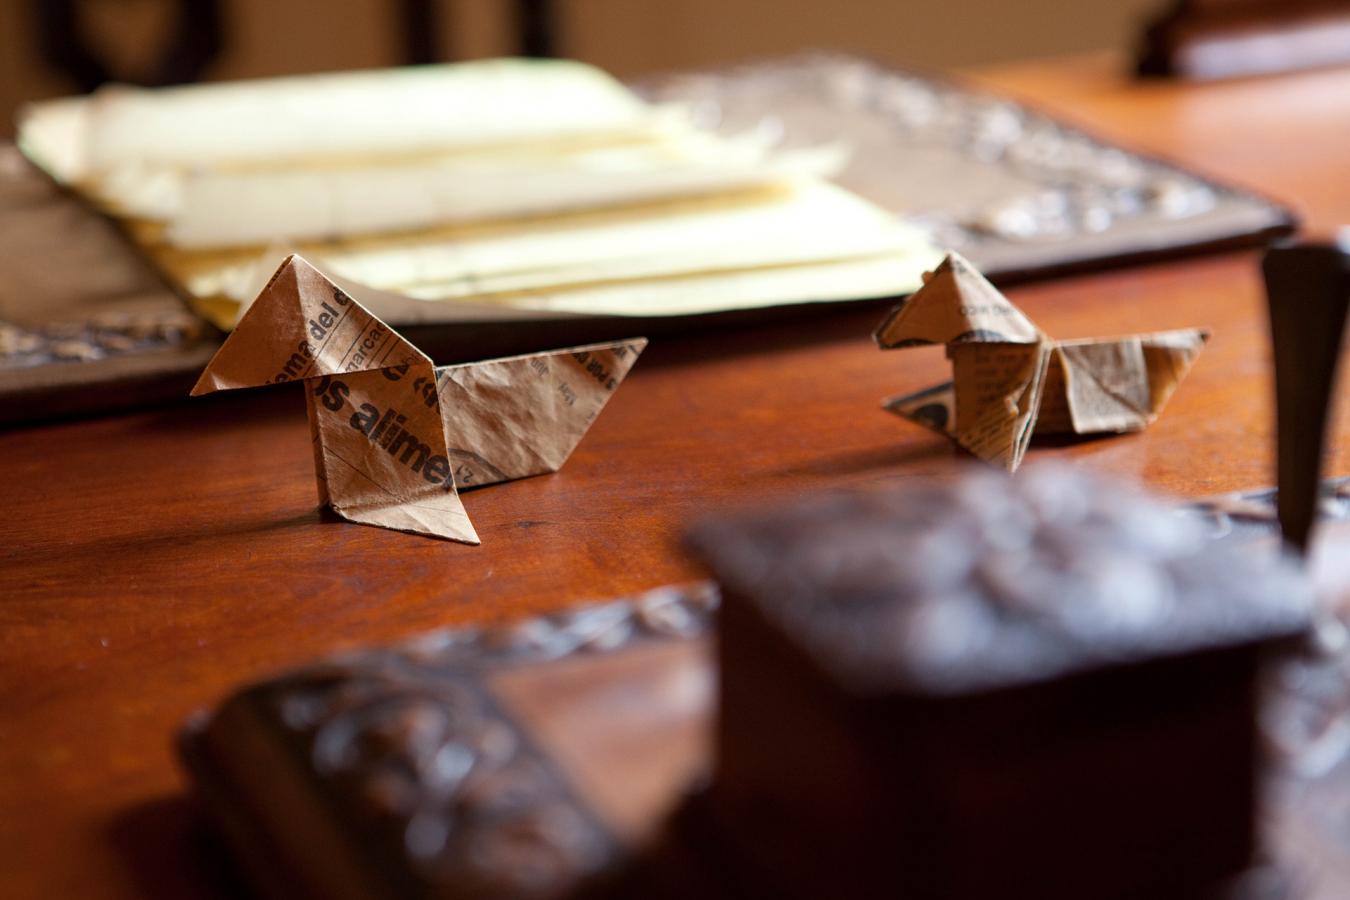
[18,58,940,330]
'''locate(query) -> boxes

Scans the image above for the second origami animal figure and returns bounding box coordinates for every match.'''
[192,255,645,543]
[875,253,1208,471]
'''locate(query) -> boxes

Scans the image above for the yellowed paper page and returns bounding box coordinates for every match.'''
[23,59,655,180]
[164,142,845,249]
[168,182,940,327]
[19,58,943,332]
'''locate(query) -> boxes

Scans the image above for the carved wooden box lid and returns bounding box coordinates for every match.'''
[690,464,1312,696]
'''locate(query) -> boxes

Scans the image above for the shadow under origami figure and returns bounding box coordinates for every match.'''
[876,253,1208,471]
[191,255,646,543]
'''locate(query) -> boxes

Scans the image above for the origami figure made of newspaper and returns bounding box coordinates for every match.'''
[192,255,645,543]
[875,253,1207,471]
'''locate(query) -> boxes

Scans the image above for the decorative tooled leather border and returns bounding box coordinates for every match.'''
[638,54,1295,270]
[0,310,207,370]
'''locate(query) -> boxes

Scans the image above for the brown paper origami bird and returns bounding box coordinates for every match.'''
[191,255,646,543]
[875,253,1208,471]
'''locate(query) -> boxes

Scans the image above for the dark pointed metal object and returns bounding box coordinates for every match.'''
[1263,237,1350,554]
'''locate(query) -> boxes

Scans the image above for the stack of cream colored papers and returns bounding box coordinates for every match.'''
[18,58,941,330]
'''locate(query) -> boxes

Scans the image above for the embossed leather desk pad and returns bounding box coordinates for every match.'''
[0,56,1294,425]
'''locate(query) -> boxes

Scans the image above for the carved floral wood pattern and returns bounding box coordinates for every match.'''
[241,584,719,893]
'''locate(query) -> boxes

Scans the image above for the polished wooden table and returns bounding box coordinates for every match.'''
[3,53,1349,900]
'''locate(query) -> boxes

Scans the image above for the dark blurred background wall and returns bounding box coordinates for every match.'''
[0,0,1161,135]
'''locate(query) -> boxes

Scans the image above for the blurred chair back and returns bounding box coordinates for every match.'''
[1139,0,1350,80]
[25,0,556,94]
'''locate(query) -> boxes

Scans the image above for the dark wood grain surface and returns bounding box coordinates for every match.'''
[2,52,1350,900]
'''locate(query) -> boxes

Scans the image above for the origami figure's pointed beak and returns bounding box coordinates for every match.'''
[192,254,316,395]
[189,371,223,397]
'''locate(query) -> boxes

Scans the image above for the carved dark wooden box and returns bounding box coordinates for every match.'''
[689,468,1310,900]
[178,478,1350,900]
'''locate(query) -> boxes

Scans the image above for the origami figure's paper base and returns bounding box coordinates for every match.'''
[193,255,644,543]
[334,494,480,544]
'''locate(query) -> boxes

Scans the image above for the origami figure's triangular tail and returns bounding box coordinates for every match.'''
[1036,330,1210,435]
[435,339,649,489]
[1138,330,1209,417]
[191,254,429,396]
